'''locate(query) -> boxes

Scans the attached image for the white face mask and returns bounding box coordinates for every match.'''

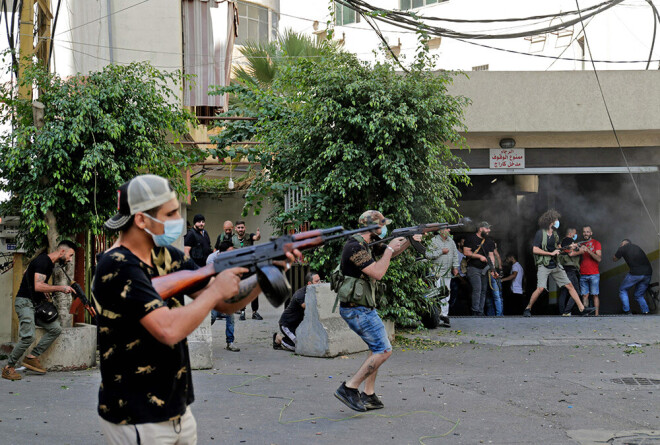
[143,213,184,247]
[553,220,560,229]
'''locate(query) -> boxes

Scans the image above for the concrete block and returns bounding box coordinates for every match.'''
[34,323,96,371]
[295,284,395,358]
[185,296,213,369]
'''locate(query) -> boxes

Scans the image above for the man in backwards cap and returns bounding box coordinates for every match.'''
[93,174,298,444]
[334,210,421,412]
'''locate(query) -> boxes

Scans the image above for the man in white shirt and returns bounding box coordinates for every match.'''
[501,252,525,315]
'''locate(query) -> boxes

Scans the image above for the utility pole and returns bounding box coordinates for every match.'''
[12,0,51,340]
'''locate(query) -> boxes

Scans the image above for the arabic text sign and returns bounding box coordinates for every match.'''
[489,148,525,169]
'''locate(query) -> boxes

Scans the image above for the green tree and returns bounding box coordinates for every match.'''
[213,43,470,327]
[234,28,331,88]
[0,58,203,253]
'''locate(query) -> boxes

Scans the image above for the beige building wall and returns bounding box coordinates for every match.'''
[186,195,276,248]
[447,70,660,149]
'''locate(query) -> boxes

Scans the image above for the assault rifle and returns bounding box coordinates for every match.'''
[560,239,590,254]
[151,225,379,307]
[59,266,98,322]
[369,222,464,258]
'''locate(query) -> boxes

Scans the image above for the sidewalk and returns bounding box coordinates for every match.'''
[1,303,658,444]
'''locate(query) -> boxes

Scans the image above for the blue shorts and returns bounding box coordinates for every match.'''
[339,306,392,354]
[580,274,600,296]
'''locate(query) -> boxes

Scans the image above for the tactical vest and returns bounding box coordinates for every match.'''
[558,239,581,268]
[333,235,379,308]
[534,230,559,267]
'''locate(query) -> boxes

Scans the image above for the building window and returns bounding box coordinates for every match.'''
[237,1,274,45]
[399,0,441,10]
[335,2,359,26]
[472,64,489,71]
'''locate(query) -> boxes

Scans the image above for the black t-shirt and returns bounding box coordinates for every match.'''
[16,253,54,304]
[614,243,652,276]
[92,245,197,425]
[340,236,386,278]
[464,234,495,269]
[279,286,306,331]
[183,228,212,267]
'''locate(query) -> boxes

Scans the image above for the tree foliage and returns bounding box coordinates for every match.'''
[0,58,203,253]
[212,41,470,327]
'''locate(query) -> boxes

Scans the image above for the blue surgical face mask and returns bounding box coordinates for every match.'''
[572,234,578,241]
[553,220,560,229]
[379,225,388,239]
[143,213,184,247]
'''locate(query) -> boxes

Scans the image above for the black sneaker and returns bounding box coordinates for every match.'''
[523,308,531,317]
[239,310,246,321]
[578,307,596,317]
[334,382,366,412]
[439,315,451,327]
[252,311,263,320]
[360,392,384,410]
[272,333,283,350]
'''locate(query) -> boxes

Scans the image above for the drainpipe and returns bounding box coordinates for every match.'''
[107,0,114,63]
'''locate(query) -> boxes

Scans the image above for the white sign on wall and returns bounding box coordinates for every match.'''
[489,148,525,169]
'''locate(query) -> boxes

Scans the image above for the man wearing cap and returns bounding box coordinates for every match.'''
[463,221,497,315]
[334,210,421,412]
[184,214,213,267]
[93,174,299,444]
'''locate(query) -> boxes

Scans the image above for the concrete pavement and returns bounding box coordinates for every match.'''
[1,303,658,444]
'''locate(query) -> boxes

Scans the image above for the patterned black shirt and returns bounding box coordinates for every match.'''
[92,245,197,425]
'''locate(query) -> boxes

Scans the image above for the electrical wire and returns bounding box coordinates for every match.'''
[334,0,626,40]
[47,0,62,69]
[575,0,660,238]
[54,0,150,37]
[31,32,658,66]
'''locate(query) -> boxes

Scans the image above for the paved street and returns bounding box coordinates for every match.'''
[1,304,658,445]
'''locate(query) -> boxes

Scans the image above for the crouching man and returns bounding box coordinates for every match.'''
[273,271,321,351]
[334,210,420,412]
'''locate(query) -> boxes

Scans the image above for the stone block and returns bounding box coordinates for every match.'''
[185,296,213,369]
[34,323,97,371]
[295,284,395,358]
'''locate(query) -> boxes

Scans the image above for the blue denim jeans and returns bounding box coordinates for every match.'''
[211,310,235,344]
[618,274,651,313]
[484,275,503,316]
[339,306,391,353]
[579,274,600,296]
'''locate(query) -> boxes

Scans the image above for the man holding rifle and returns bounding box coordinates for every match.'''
[334,210,421,412]
[523,210,595,317]
[93,174,299,444]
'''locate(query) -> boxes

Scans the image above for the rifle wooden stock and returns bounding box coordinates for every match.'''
[152,264,215,301]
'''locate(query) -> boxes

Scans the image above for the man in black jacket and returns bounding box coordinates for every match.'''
[183,214,213,267]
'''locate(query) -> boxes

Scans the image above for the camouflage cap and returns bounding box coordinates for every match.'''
[358,210,392,227]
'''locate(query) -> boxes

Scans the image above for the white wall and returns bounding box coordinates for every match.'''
[187,194,277,248]
[52,0,183,99]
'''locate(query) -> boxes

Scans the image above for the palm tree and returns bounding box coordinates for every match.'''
[233,29,334,88]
